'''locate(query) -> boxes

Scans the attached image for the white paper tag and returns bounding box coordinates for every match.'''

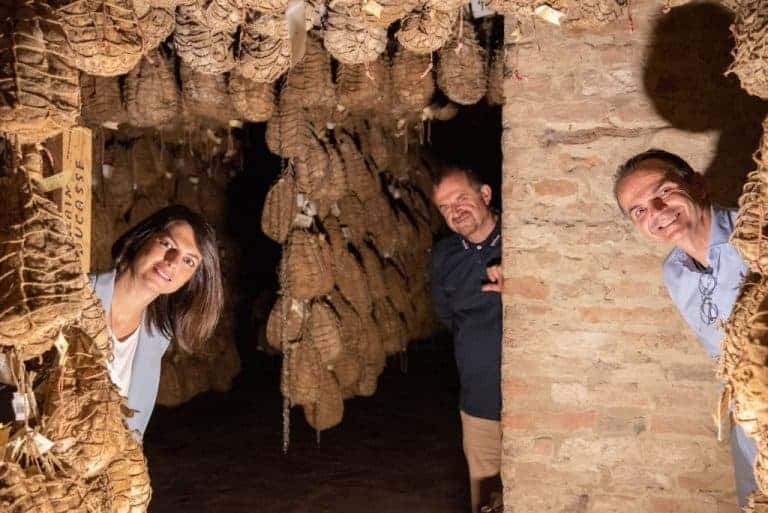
[362,0,383,17]
[535,4,566,25]
[304,200,318,217]
[12,392,29,421]
[470,0,495,18]
[289,299,306,317]
[341,226,352,240]
[32,432,54,454]
[294,213,314,228]
[296,193,307,208]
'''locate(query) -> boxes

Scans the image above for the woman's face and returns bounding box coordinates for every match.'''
[132,221,203,295]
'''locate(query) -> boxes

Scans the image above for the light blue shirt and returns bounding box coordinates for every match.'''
[662,206,748,358]
[90,270,171,439]
[661,205,755,506]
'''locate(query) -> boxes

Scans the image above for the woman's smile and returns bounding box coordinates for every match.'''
[152,263,172,283]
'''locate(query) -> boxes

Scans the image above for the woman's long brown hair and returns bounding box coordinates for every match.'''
[111,205,224,353]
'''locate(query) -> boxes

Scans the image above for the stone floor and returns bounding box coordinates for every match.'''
[145,337,469,513]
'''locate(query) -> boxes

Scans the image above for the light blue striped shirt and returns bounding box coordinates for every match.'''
[662,206,748,358]
[661,205,755,506]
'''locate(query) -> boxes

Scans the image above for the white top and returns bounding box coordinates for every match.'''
[106,315,142,398]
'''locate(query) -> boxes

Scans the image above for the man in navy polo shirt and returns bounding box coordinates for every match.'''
[430,164,503,513]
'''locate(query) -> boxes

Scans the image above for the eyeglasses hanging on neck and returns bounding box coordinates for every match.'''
[698,267,718,326]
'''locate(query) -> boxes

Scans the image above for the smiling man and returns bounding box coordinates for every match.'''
[431,164,502,513]
[615,149,757,506]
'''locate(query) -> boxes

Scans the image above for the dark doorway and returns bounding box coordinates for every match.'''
[144,54,504,513]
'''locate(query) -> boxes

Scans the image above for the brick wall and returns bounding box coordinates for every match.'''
[499,2,750,511]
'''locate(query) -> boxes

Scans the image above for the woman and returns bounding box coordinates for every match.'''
[91,205,224,439]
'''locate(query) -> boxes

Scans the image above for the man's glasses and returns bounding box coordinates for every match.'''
[699,269,719,326]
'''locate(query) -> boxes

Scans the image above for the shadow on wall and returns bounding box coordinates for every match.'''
[643,2,768,206]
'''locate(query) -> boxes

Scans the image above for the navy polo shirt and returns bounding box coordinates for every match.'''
[430,222,502,421]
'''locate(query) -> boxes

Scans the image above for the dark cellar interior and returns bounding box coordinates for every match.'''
[144,101,502,513]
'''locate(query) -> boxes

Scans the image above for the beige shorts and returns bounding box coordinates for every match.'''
[460,410,502,479]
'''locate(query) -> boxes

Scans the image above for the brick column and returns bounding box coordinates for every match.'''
[500,2,738,511]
